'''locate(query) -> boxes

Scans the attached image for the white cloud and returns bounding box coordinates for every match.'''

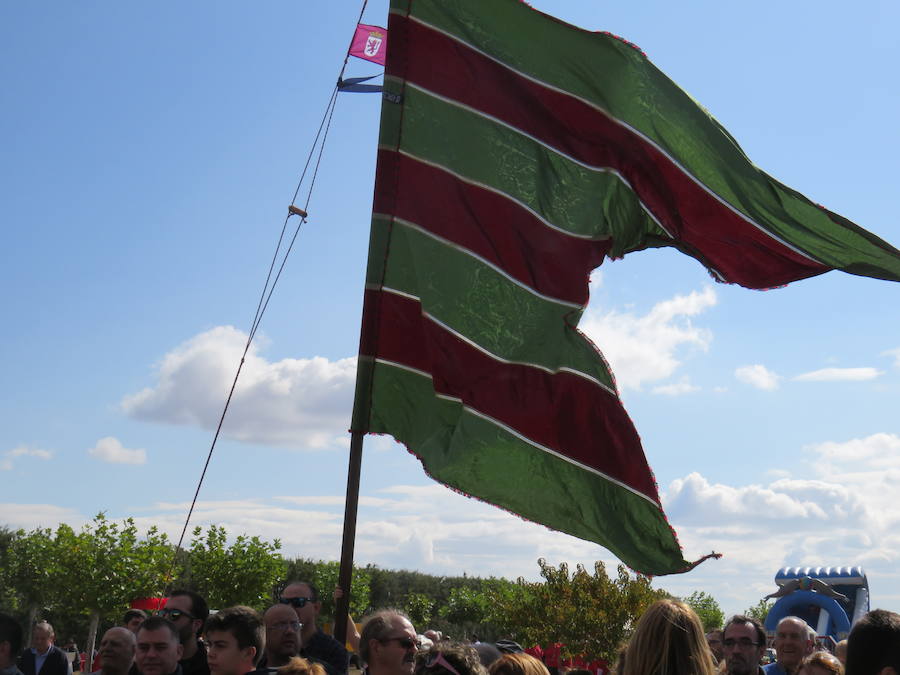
[794,367,882,382]
[121,326,357,449]
[661,432,900,613]
[580,287,716,390]
[1,445,53,471]
[88,436,147,465]
[651,377,700,396]
[882,348,900,368]
[735,364,781,390]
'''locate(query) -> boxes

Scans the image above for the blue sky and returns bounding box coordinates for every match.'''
[2,1,898,619]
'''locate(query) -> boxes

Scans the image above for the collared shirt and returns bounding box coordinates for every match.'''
[763,662,790,675]
[31,648,52,675]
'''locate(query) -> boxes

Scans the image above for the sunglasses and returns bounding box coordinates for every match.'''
[424,652,462,675]
[157,608,195,621]
[380,636,417,650]
[279,596,314,608]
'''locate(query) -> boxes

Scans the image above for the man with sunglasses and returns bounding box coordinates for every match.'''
[279,582,348,675]
[358,611,417,675]
[159,591,210,675]
[722,615,767,675]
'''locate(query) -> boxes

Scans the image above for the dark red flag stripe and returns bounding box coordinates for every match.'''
[375,150,612,306]
[362,288,661,502]
[394,15,830,288]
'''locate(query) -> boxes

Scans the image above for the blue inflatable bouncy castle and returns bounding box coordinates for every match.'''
[764,567,869,644]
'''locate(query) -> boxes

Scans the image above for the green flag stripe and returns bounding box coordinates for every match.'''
[365,216,616,389]
[378,287,617,397]
[368,361,687,575]
[389,80,668,248]
[397,19,819,264]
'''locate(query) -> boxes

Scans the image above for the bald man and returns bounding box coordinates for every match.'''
[261,605,301,669]
[92,628,135,675]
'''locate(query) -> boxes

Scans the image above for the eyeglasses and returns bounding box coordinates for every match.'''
[723,638,760,649]
[424,652,462,675]
[269,621,302,633]
[157,609,195,621]
[380,636,417,650]
[279,596,314,608]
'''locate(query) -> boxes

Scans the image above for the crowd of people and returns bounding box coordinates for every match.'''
[2,588,899,675]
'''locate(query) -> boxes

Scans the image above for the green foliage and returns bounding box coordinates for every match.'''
[683,590,725,632]
[187,525,284,610]
[317,561,371,622]
[402,592,435,627]
[744,598,773,624]
[487,559,666,663]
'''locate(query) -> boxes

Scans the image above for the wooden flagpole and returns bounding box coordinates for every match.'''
[333,430,365,644]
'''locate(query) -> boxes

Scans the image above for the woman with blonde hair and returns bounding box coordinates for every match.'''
[620,599,716,675]
[488,653,549,675]
[797,652,843,675]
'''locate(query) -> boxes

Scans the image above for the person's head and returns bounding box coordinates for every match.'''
[264,604,302,667]
[620,599,715,675]
[487,653,549,675]
[99,627,136,675]
[136,617,183,675]
[32,622,55,653]
[416,644,487,675]
[706,630,724,662]
[473,644,502,669]
[124,610,148,635]
[797,651,843,675]
[204,606,265,675]
[0,613,23,669]
[722,615,767,675]
[360,610,417,675]
[277,656,327,675]
[162,590,209,644]
[845,609,900,675]
[279,582,321,642]
[774,617,814,670]
[834,640,848,666]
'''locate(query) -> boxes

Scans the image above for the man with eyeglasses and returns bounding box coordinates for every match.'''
[159,591,210,675]
[358,611,417,675]
[279,582,348,675]
[722,615,768,675]
[260,605,303,670]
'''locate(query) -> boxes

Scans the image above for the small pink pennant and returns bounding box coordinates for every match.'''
[349,23,388,66]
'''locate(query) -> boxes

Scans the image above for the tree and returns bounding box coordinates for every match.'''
[488,559,666,663]
[8,526,60,628]
[683,590,724,632]
[52,514,176,669]
[744,598,773,624]
[306,560,371,625]
[186,525,284,610]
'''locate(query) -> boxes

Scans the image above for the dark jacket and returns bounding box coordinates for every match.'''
[18,647,71,675]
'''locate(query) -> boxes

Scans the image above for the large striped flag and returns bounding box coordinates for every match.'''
[350,0,900,575]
